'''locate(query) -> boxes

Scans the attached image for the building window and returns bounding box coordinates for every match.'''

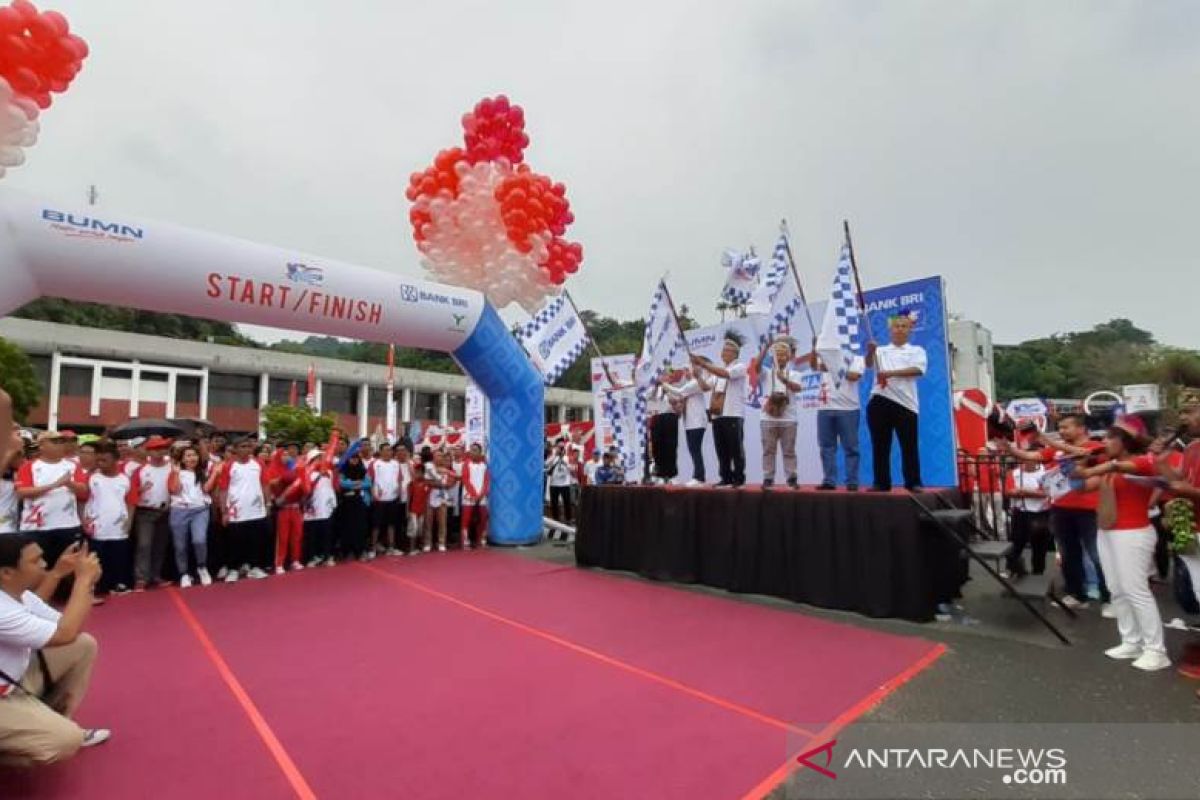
[565,406,584,423]
[267,377,296,406]
[61,366,94,397]
[322,383,358,415]
[367,386,393,417]
[176,375,201,405]
[412,391,440,421]
[446,394,465,423]
[545,405,557,425]
[208,373,259,408]
[27,355,51,392]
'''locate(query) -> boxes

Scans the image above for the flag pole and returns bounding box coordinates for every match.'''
[659,280,694,358]
[842,219,875,344]
[779,220,819,350]
[564,289,624,390]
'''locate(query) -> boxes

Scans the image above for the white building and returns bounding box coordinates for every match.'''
[949,318,995,398]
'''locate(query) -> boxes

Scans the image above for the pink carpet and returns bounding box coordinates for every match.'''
[2,550,944,800]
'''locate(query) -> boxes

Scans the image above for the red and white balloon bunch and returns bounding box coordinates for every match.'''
[0,0,88,178]
[406,95,583,312]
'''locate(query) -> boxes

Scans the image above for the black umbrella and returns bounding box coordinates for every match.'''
[169,418,218,439]
[109,418,185,440]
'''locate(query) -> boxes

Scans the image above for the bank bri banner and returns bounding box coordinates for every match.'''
[856,276,956,488]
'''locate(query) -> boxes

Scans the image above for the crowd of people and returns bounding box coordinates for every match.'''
[992,390,1200,681]
[1,426,493,598]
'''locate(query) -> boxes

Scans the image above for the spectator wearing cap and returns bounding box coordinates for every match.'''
[1076,416,1170,672]
[130,437,174,591]
[865,313,927,492]
[14,432,89,569]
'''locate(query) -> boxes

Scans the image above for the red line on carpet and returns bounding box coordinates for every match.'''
[736,642,948,800]
[168,589,318,800]
[357,562,816,739]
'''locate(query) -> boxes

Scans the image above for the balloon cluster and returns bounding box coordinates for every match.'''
[0,0,87,178]
[406,95,582,312]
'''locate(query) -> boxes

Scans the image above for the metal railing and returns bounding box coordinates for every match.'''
[956,450,1020,541]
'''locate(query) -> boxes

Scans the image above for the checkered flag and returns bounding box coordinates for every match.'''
[516,293,591,386]
[815,241,863,388]
[746,234,789,314]
[633,280,687,390]
[720,248,761,306]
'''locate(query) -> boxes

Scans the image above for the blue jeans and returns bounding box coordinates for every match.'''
[1051,507,1110,603]
[817,409,860,487]
[169,506,210,577]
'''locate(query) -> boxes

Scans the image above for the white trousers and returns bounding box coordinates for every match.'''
[1096,527,1165,654]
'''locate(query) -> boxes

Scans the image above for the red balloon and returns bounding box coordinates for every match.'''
[11,0,38,23]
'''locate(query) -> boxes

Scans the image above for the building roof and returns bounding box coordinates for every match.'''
[0,317,592,406]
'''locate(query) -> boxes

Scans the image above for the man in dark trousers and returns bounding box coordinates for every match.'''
[865,313,926,492]
[692,333,749,488]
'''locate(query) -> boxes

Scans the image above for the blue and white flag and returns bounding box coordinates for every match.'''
[720,248,761,306]
[517,293,590,386]
[633,280,687,389]
[815,242,863,388]
[746,234,789,315]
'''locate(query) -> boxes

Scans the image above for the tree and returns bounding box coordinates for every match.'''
[0,336,41,421]
[15,298,255,345]
[260,404,336,444]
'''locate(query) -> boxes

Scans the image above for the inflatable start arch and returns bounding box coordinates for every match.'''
[0,189,545,545]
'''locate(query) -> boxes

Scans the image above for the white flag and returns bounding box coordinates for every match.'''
[815,241,863,387]
[746,234,789,315]
[720,248,761,306]
[633,280,687,389]
[516,293,590,385]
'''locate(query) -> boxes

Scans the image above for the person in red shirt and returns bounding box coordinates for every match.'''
[1157,389,1200,689]
[1003,413,1110,610]
[266,445,309,575]
[15,432,89,570]
[1076,416,1169,672]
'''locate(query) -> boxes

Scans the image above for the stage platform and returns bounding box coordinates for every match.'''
[576,484,964,623]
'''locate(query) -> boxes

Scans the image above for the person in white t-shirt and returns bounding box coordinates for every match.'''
[369,443,404,557]
[0,534,110,765]
[168,445,216,588]
[692,334,749,487]
[303,449,338,567]
[129,437,174,591]
[15,432,89,569]
[1,447,24,535]
[214,437,273,582]
[84,441,135,596]
[1005,458,1052,577]
[662,366,713,486]
[460,444,490,549]
[811,350,866,491]
[545,443,575,523]
[865,314,927,491]
[754,337,805,489]
[583,449,602,486]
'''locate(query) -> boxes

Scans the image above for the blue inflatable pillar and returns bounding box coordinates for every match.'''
[452,303,544,545]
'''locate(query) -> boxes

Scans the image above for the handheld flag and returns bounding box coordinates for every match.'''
[516,293,590,386]
[633,280,688,389]
[720,248,761,306]
[815,240,863,388]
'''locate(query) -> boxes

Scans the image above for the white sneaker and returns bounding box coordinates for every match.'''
[197,569,212,587]
[364,551,376,562]
[216,567,229,580]
[437,544,447,552]
[685,479,703,487]
[1062,596,1089,610]
[422,545,432,553]
[325,558,337,567]
[462,541,472,551]
[179,575,194,589]
[274,566,285,576]
[81,728,111,748]
[248,568,269,580]
[240,564,251,577]
[1101,603,1117,619]
[291,561,304,571]
[307,558,322,568]
[1131,651,1171,672]
[1105,643,1143,660]
[224,571,239,584]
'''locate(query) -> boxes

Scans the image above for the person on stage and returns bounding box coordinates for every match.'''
[753,337,803,489]
[661,367,712,486]
[691,333,749,488]
[865,313,926,492]
[648,373,681,485]
[810,349,866,491]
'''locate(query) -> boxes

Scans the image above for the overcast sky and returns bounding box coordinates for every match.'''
[9,1,1198,347]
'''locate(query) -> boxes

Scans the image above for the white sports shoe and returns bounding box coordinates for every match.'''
[248,568,270,580]
[179,575,193,589]
[197,568,213,587]
[1131,651,1171,672]
[82,729,111,748]
[1105,643,1143,660]
[224,571,239,584]
[685,479,703,487]
[291,561,304,571]
[325,558,337,567]
[1101,603,1117,619]
[437,544,447,552]
[216,567,229,580]
[422,545,432,553]
[274,566,285,576]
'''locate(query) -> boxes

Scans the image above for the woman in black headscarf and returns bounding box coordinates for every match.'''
[337,452,372,561]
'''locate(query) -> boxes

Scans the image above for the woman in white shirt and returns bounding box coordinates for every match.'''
[754,337,804,490]
[662,367,713,486]
[545,444,575,523]
[168,446,217,588]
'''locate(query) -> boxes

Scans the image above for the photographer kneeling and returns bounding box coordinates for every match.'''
[0,535,110,765]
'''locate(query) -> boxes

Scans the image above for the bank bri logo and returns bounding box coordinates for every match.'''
[286,262,324,286]
[41,208,144,241]
[401,284,420,303]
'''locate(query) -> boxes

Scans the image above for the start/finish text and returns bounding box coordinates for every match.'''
[205,272,382,326]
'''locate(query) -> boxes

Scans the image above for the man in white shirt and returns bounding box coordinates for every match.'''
[692,335,749,487]
[583,450,602,486]
[663,366,713,486]
[754,338,804,489]
[369,443,404,556]
[813,350,867,491]
[865,313,927,491]
[130,437,174,590]
[15,431,89,569]
[0,535,110,765]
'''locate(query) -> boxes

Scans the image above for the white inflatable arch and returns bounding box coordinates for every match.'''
[0,189,544,545]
